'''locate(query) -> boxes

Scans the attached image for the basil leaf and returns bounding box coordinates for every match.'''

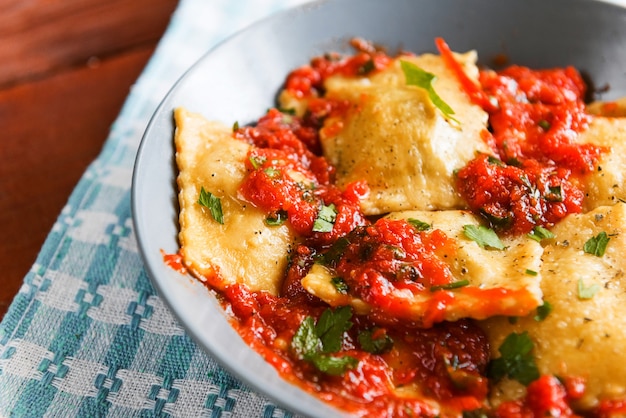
[463,224,505,250]
[358,328,394,354]
[487,331,539,386]
[313,203,337,233]
[583,231,610,257]
[577,278,600,300]
[316,306,353,353]
[408,218,431,231]
[197,187,224,224]
[400,60,459,124]
[527,225,555,242]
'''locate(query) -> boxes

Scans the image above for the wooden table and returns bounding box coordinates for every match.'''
[0,0,179,319]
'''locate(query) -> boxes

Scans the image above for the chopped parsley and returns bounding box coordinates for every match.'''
[538,119,551,131]
[331,277,349,294]
[463,224,505,250]
[400,60,459,124]
[312,203,337,233]
[525,269,538,276]
[527,225,555,242]
[265,210,288,226]
[358,328,394,354]
[232,121,240,132]
[357,59,376,75]
[577,278,600,300]
[545,185,563,202]
[263,167,281,178]
[430,279,470,292]
[407,218,431,231]
[534,301,552,321]
[249,155,266,169]
[197,187,224,224]
[487,331,540,386]
[583,231,610,257]
[291,307,358,375]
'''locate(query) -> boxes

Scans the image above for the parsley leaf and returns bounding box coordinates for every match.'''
[527,225,555,242]
[358,328,394,354]
[265,210,287,226]
[331,277,349,294]
[401,60,459,124]
[315,306,353,353]
[577,278,600,300]
[197,187,224,224]
[408,218,431,231]
[583,231,610,257]
[292,316,321,356]
[487,331,540,386]
[291,307,358,376]
[534,301,552,321]
[309,354,358,376]
[463,224,505,250]
[313,203,337,233]
[430,279,470,292]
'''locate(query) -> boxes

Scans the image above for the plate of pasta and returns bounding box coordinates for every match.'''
[132,0,626,416]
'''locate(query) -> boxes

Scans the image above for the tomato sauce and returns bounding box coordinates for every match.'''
[174,38,623,417]
[436,38,605,234]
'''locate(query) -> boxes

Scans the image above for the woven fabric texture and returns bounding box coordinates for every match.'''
[0,0,310,416]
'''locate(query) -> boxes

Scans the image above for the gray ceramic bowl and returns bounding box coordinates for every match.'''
[132,0,626,416]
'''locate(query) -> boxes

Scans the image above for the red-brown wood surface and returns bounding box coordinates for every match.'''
[0,0,179,318]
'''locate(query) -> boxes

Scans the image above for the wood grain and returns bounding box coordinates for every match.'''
[0,0,178,318]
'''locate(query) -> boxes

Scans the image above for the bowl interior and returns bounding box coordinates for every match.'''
[132,0,626,416]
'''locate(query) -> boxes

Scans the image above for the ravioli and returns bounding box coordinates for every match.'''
[317,53,490,215]
[302,210,543,327]
[174,108,296,295]
[578,117,626,210]
[480,203,626,409]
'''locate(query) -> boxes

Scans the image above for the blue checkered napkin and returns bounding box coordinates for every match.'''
[0,0,310,416]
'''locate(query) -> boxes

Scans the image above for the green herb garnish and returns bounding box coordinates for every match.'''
[331,277,349,294]
[263,167,281,178]
[534,301,552,321]
[545,185,563,202]
[577,278,600,300]
[197,187,224,224]
[408,218,431,231]
[525,269,538,276]
[527,225,555,242]
[400,60,459,124]
[265,210,288,226]
[463,224,505,250]
[538,119,551,131]
[430,279,470,292]
[583,231,610,257]
[358,328,394,354]
[313,203,337,233]
[291,307,358,375]
[487,331,540,386]
[358,59,376,75]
